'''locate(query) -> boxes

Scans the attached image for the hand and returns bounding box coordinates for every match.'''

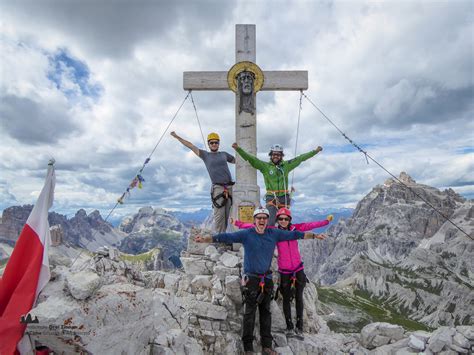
[232,142,239,150]
[194,235,210,243]
[327,214,334,222]
[315,146,323,153]
[170,131,178,138]
[229,217,235,225]
[314,233,326,240]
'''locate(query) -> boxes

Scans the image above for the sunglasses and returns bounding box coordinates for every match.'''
[278,217,290,221]
[209,141,220,145]
[255,216,268,220]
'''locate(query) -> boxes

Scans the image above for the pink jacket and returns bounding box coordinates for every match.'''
[234,219,330,273]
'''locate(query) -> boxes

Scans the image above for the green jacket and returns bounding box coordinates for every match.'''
[235,147,318,196]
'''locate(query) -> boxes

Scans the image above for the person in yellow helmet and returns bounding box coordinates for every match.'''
[171,131,235,233]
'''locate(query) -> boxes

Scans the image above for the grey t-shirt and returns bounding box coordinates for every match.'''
[199,149,235,184]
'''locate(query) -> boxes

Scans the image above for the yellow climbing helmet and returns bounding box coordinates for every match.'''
[207,132,220,142]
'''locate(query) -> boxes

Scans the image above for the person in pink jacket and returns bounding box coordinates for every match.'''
[231,207,333,338]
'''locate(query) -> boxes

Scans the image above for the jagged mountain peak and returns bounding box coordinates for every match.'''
[301,173,473,329]
[344,172,465,241]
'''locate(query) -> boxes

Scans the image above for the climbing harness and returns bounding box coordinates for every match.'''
[211,182,234,209]
[239,270,273,305]
[265,194,290,211]
[279,262,305,301]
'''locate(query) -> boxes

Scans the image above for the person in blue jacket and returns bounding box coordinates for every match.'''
[195,207,325,355]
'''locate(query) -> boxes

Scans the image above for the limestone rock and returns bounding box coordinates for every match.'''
[360,322,405,349]
[408,334,425,351]
[191,275,212,293]
[224,275,241,304]
[220,252,239,268]
[452,331,470,349]
[181,256,214,275]
[177,296,228,320]
[427,327,455,353]
[204,245,218,256]
[65,270,101,300]
[213,264,239,280]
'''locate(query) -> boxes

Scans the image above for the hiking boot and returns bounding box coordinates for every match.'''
[285,328,295,337]
[295,327,304,340]
[262,348,277,355]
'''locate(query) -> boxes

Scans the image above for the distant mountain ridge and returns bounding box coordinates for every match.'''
[301,172,473,330]
[0,205,125,252]
[117,206,187,266]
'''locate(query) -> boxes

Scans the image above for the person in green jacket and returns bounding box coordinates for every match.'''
[232,142,323,225]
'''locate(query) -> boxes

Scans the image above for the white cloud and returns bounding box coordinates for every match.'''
[0,0,472,218]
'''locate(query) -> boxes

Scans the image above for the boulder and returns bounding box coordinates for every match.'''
[408,334,425,351]
[181,257,214,275]
[427,327,455,353]
[177,297,228,320]
[65,270,101,300]
[360,322,405,349]
[224,275,242,304]
[452,331,470,350]
[219,252,239,268]
[213,265,239,280]
[191,275,213,293]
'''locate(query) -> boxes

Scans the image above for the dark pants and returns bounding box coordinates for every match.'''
[242,276,274,351]
[265,194,291,226]
[280,270,307,330]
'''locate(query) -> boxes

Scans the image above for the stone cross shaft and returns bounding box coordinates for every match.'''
[183,24,308,221]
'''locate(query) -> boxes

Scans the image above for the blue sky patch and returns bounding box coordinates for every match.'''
[456,147,474,154]
[47,49,102,102]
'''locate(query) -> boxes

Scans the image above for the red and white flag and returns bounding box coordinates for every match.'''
[0,160,56,354]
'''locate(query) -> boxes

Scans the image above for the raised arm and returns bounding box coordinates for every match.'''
[225,152,236,164]
[293,215,333,232]
[275,229,326,242]
[286,146,323,171]
[232,143,267,171]
[171,131,200,156]
[231,217,254,229]
[195,230,247,244]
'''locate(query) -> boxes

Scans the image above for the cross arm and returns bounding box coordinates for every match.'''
[183,70,308,91]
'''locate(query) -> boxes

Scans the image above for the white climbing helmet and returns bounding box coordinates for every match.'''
[269,144,284,156]
[253,207,270,218]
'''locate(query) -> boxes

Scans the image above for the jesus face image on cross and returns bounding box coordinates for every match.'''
[238,71,255,95]
[237,71,256,114]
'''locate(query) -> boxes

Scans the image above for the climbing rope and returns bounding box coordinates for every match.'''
[189,91,208,151]
[290,90,304,193]
[70,92,192,267]
[301,92,472,240]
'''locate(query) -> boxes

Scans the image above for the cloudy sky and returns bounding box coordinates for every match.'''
[0,0,472,220]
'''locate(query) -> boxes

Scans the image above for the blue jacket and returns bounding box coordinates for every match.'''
[213,228,304,275]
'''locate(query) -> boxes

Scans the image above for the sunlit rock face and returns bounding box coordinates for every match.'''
[302,172,473,329]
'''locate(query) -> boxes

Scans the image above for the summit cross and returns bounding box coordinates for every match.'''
[183,24,308,222]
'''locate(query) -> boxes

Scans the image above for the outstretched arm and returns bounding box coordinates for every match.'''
[232,143,267,171]
[303,232,327,240]
[195,230,246,244]
[171,131,200,156]
[286,146,323,171]
[276,229,327,242]
[230,217,254,229]
[293,215,333,232]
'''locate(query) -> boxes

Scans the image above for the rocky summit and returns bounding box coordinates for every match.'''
[3,172,474,354]
[24,227,473,354]
[301,172,473,331]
